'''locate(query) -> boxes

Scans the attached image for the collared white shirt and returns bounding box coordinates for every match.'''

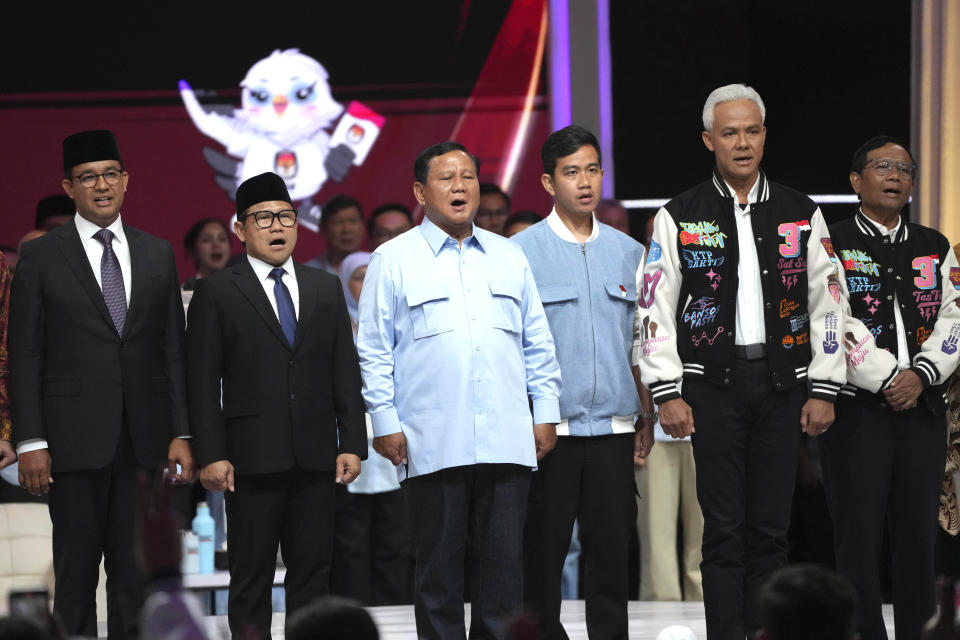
[247,254,300,320]
[74,212,132,306]
[862,213,911,369]
[723,176,766,345]
[545,207,635,436]
[546,208,600,243]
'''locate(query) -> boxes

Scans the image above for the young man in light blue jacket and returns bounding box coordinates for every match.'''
[513,125,654,640]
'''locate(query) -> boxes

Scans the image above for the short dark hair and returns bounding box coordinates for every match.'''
[758,564,857,640]
[504,210,542,229]
[183,217,230,251]
[285,596,379,640]
[479,182,511,210]
[850,135,915,174]
[35,194,75,229]
[321,195,364,229]
[541,125,601,176]
[414,141,480,184]
[367,202,413,236]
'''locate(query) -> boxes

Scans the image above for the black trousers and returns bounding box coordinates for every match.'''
[523,433,635,640]
[49,427,144,639]
[404,463,531,640]
[819,399,946,640]
[686,359,804,640]
[331,484,414,605]
[225,467,335,639]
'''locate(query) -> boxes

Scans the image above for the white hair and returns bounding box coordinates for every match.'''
[702,84,766,132]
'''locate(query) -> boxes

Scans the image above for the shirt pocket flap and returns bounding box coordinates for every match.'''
[488,279,523,302]
[538,284,578,304]
[604,281,636,302]
[405,280,449,308]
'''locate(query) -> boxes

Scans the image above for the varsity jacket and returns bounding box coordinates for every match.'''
[635,168,846,404]
[830,210,960,414]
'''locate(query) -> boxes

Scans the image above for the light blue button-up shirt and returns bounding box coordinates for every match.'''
[356,216,562,479]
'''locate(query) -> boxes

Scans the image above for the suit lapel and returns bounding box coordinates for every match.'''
[232,258,292,350]
[56,222,117,335]
[292,264,315,351]
[123,225,147,338]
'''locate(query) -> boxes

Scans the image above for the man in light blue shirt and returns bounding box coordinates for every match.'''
[357,141,562,640]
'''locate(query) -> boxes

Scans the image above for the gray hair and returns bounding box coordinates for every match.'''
[702,84,766,132]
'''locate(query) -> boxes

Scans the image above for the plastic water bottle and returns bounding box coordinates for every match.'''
[192,502,216,574]
[181,530,199,574]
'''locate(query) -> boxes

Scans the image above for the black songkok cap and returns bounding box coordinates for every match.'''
[62,130,122,172]
[236,172,293,217]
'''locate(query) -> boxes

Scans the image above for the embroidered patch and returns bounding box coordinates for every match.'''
[647,239,662,263]
[820,238,837,262]
[950,267,960,290]
[840,249,880,277]
[823,312,839,354]
[637,269,662,309]
[678,220,727,248]
[942,323,960,355]
[683,296,718,329]
[682,248,724,269]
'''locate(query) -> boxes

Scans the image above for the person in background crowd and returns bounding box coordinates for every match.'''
[638,84,846,639]
[331,251,414,606]
[514,125,649,639]
[595,198,630,236]
[476,182,511,235]
[11,129,194,638]
[188,172,366,638]
[755,564,858,640]
[938,245,960,580]
[182,218,231,291]
[357,141,561,639]
[34,194,75,232]
[820,135,960,640]
[504,211,543,238]
[306,195,366,274]
[367,203,414,250]
[0,252,14,471]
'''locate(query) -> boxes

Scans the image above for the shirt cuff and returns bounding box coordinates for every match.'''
[16,439,48,455]
[531,397,561,425]
[370,407,402,438]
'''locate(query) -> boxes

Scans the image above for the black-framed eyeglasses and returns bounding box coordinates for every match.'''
[241,209,298,229]
[863,158,918,179]
[71,170,123,189]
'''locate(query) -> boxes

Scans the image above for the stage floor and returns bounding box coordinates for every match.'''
[155,600,897,639]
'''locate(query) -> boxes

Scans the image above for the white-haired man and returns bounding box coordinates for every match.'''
[637,84,849,639]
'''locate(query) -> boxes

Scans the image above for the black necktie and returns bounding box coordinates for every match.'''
[94,228,127,334]
[270,267,297,346]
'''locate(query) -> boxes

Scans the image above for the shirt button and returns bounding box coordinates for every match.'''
[289,361,295,368]
[765,302,771,309]
[762,269,769,275]
[889,324,895,330]
[289,393,296,401]
[887,267,893,273]
[896,275,901,280]
[886,295,893,301]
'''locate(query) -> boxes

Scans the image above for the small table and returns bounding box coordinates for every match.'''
[182,568,286,611]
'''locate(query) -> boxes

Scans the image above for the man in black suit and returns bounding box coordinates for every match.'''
[10,129,194,638]
[188,171,366,638]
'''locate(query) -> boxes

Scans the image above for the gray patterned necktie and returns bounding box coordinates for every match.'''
[94,228,127,334]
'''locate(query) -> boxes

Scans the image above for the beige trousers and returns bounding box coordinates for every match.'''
[635,440,704,601]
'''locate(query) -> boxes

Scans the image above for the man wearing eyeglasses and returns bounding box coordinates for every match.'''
[186,171,366,638]
[9,129,194,638]
[819,136,960,640]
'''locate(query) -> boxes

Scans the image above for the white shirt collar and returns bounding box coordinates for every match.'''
[722,174,761,206]
[247,254,297,283]
[546,207,600,243]
[74,212,126,244]
[860,208,902,237]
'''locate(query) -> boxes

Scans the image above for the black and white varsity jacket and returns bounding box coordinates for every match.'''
[830,210,960,414]
[635,168,847,405]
